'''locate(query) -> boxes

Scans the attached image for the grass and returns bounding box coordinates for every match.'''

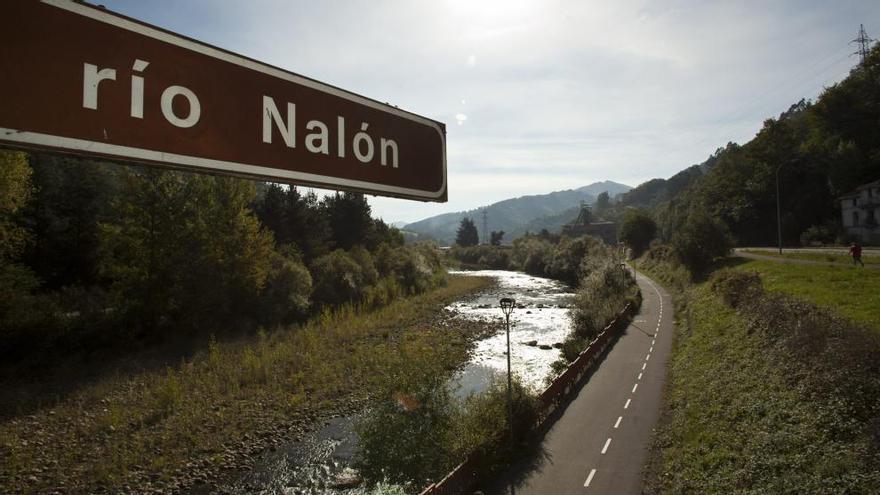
[740,249,880,265]
[732,259,880,332]
[0,274,495,494]
[645,283,880,493]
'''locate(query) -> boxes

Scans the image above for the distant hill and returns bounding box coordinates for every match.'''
[404,181,631,245]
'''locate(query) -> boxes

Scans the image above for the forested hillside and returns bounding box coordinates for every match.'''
[618,45,879,246]
[404,180,630,245]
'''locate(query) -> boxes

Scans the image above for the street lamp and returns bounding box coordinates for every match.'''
[500,297,516,452]
[776,162,785,255]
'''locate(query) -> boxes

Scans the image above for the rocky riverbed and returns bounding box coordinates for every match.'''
[210,270,575,494]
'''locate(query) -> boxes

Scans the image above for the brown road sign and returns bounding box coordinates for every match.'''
[0,1,447,201]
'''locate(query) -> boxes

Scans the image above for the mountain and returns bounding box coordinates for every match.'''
[404,181,631,245]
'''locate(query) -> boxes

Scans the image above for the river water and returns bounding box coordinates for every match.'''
[447,270,576,396]
[214,270,575,495]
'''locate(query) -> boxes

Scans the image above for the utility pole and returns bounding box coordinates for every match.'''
[851,24,874,64]
[776,163,785,255]
[482,208,489,245]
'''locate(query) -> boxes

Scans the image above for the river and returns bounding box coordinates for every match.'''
[212,270,575,494]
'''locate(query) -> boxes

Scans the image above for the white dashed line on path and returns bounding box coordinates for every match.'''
[614,416,622,428]
[632,383,638,393]
[584,468,597,487]
[624,398,631,409]
[601,438,612,454]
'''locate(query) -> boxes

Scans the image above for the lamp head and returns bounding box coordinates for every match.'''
[500,297,515,316]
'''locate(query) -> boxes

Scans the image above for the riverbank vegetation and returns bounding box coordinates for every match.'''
[0,148,486,493]
[0,274,495,493]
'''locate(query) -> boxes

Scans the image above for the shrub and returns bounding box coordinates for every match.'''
[799,224,837,246]
[619,208,657,257]
[570,261,636,341]
[671,210,732,275]
[511,236,553,277]
[448,245,511,270]
[709,269,762,308]
[260,250,312,325]
[309,249,368,308]
[545,235,606,286]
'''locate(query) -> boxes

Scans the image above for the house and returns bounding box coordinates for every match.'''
[840,179,880,244]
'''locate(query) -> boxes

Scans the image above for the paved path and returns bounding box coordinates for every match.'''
[734,248,880,269]
[488,271,674,495]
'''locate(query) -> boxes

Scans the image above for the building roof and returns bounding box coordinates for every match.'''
[839,179,880,199]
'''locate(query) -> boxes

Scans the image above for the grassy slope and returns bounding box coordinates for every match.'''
[647,285,878,493]
[0,275,495,494]
[733,259,880,331]
[741,249,880,265]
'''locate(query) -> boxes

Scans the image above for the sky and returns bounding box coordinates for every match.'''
[96,0,879,224]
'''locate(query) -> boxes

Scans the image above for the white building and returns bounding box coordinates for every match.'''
[840,179,880,244]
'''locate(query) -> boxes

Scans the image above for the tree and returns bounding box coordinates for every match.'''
[322,192,377,250]
[253,183,331,262]
[455,217,479,246]
[595,191,611,213]
[490,230,505,246]
[0,151,33,261]
[618,209,657,257]
[671,210,732,275]
[100,169,274,335]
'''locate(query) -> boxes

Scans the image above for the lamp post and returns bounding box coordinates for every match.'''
[776,163,785,255]
[500,297,515,452]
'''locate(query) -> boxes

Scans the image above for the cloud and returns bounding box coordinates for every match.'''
[98,0,879,223]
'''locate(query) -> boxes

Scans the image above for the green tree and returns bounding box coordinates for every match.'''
[455,217,479,246]
[618,208,657,257]
[323,192,377,250]
[595,191,611,213]
[101,169,274,335]
[671,210,732,275]
[490,230,505,246]
[0,151,33,261]
[253,183,331,262]
[22,154,120,289]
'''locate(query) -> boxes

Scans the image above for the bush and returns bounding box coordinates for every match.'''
[356,359,540,488]
[448,245,511,270]
[511,236,553,277]
[671,211,732,275]
[310,249,369,308]
[799,224,837,246]
[259,250,312,325]
[619,208,657,257]
[709,269,762,308]
[570,261,637,341]
[544,236,605,286]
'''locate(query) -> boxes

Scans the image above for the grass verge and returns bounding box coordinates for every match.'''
[0,275,495,494]
[731,258,880,332]
[740,249,880,265]
[643,267,880,493]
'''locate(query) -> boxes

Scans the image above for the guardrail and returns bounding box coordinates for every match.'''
[419,301,636,495]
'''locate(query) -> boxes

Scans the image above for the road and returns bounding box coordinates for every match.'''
[489,271,673,495]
